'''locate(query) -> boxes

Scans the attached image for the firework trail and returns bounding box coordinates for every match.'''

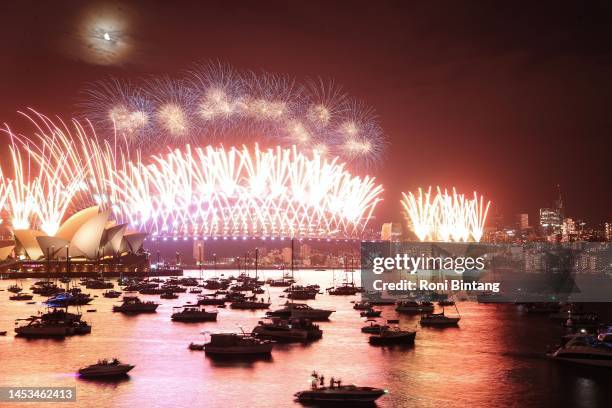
[0,111,383,239]
[80,61,386,171]
[401,187,491,242]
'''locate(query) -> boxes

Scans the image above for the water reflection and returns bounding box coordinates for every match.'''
[0,270,611,407]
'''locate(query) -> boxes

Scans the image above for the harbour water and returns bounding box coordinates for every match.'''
[1,270,611,408]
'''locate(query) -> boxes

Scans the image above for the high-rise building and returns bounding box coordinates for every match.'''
[605,222,612,242]
[539,208,562,233]
[515,213,529,231]
[381,222,402,241]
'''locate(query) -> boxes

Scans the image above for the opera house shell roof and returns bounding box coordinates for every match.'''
[3,206,146,261]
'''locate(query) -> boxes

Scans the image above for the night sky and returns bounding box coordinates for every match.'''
[1,0,610,227]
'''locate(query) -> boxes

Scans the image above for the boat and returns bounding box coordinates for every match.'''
[78,359,134,378]
[15,308,91,337]
[361,321,390,334]
[45,291,93,306]
[188,343,205,350]
[547,333,612,367]
[268,278,293,287]
[31,282,63,296]
[189,287,202,294]
[197,295,227,306]
[360,308,382,318]
[420,311,460,326]
[267,302,334,321]
[0,331,7,336]
[368,327,416,345]
[437,300,455,307]
[204,333,273,356]
[353,301,372,310]
[160,291,179,299]
[230,298,271,310]
[524,302,561,314]
[112,296,159,313]
[252,318,322,342]
[10,293,34,301]
[84,279,114,289]
[295,371,386,404]
[103,290,122,298]
[7,284,22,293]
[328,283,359,296]
[171,305,218,322]
[286,285,318,300]
[395,300,434,314]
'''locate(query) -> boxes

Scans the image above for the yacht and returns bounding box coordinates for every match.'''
[361,321,390,334]
[328,283,359,296]
[78,359,134,378]
[171,305,218,322]
[83,279,114,289]
[160,291,179,299]
[197,295,226,306]
[252,318,322,342]
[103,290,122,298]
[45,291,93,306]
[286,285,318,300]
[230,298,271,310]
[7,284,22,293]
[15,309,91,337]
[295,372,386,404]
[360,308,382,318]
[548,334,612,367]
[204,333,273,356]
[395,300,434,314]
[368,327,416,345]
[420,311,460,326]
[112,296,159,313]
[353,301,372,310]
[10,292,34,301]
[267,302,334,321]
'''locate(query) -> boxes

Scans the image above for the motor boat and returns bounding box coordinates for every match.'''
[112,296,159,313]
[360,308,382,318]
[353,301,372,310]
[15,309,91,338]
[395,300,434,314]
[267,302,334,321]
[295,372,386,404]
[188,343,205,350]
[160,291,179,299]
[78,359,134,378]
[547,333,612,367]
[252,318,322,342]
[204,333,273,356]
[420,311,460,326]
[103,290,122,298]
[230,298,271,309]
[83,279,114,289]
[327,283,359,296]
[171,306,218,322]
[45,291,93,306]
[368,327,416,345]
[7,284,22,293]
[10,293,34,301]
[361,321,390,334]
[197,295,226,306]
[285,285,318,300]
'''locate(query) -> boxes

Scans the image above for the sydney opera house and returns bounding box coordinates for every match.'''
[0,206,148,275]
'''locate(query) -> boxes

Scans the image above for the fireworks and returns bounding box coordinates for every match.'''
[80,62,386,170]
[0,112,383,239]
[401,187,491,242]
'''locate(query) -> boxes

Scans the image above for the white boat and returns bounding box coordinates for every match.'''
[395,300,434,314]
[548,334,612,367]
[78,359,134,377]
[295,372,386,403]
